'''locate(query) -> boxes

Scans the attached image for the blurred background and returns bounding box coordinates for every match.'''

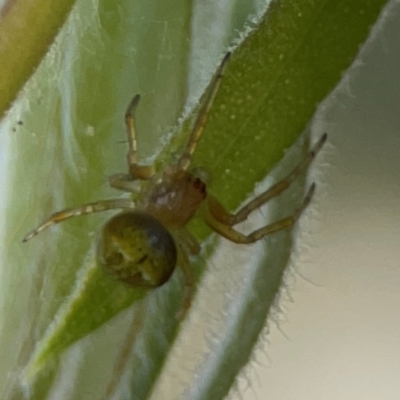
[233,2,400,399]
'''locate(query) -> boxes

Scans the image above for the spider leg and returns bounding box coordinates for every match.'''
[109,95,155,192]
[173,228,200,319]
[108,173,143,193]
[203,183,315,244]
[208,133,327,226]
[175,228,201,256]
[126,95,155,180]
[175,242,195,320]
[22,198,134,242]
[178,52,231,171]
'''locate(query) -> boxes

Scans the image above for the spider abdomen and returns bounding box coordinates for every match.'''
[99,211,177,288]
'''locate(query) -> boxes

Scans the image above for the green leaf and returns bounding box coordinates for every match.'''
[0,0,389,398]
[24,251,148,379]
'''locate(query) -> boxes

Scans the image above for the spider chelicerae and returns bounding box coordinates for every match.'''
[23,52,326,314]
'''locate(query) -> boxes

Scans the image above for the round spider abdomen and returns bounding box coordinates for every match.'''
[99,211,177,288]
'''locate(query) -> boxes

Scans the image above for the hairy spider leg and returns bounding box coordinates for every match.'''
[207,133,327,226]
[22,199,135,242]
[178,52,231,171]
[125,94,140,165]
[204,183,316,244]
[109,95,155,192]
[125,95,155,180]
[175,240,195,320]
[168,228,201,319]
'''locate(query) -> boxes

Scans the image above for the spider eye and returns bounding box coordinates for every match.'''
[193,177,206,194]
[99,212,177,288]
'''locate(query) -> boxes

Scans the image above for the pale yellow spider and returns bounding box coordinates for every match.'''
[23,53,326,313]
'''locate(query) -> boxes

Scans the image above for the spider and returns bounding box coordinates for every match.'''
[23,52,326,315]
